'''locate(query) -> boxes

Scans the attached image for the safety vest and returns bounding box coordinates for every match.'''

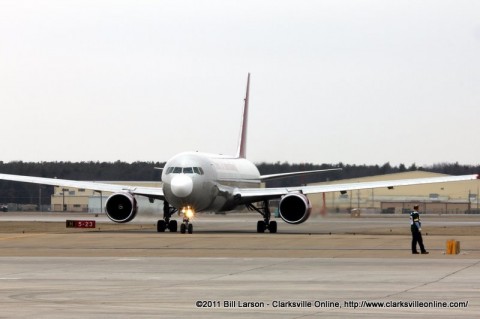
[410,211,421,230]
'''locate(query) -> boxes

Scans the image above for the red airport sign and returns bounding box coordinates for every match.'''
[66,220,96,228]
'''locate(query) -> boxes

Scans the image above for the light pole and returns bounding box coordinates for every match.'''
[62,188,68,211]
[38,186,45,212]
[371,188,374,212]
[468,190,471,213]
[94,190,103,213]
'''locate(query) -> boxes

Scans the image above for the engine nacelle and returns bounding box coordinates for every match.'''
[105,192,138,223]
[278,193,312,224]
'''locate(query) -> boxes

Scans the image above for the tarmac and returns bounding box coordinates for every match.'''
[0,212,479,318]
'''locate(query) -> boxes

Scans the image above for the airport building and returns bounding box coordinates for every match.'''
[51,181,163,213]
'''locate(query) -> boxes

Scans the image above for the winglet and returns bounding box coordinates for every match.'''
[236,73,250,158]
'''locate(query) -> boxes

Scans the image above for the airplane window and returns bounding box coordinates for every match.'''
[183,167,193,174]
[166,167,174,174]
[173,167,182,173]
[198,167,204,175]
[193,167,200,174]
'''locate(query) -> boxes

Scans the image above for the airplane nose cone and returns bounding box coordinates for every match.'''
[170,175,193,198]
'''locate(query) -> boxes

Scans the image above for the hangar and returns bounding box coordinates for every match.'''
[51,181,162,213]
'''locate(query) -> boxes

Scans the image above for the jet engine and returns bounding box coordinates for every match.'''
[105,192,138,223]
[278,193,312,224]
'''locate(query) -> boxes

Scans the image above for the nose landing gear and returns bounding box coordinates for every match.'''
[180,218,193,234]
[180,206,195,234]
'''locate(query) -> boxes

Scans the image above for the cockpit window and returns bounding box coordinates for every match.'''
[166,166,204,175]
[182,167,193,174]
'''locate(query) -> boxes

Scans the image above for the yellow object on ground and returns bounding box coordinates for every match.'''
[446,239,460,255]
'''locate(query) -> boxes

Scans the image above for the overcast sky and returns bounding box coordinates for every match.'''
[1,0,479,166]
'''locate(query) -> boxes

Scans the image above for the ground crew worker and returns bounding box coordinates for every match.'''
[410,205,428,254]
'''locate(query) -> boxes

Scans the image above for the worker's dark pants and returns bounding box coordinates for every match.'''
[411,229,426,253]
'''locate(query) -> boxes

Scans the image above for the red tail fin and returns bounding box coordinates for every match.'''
[236,73,250,158]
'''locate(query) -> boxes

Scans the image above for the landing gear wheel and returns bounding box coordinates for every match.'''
[187,223,193,234]
[249,201,277,234]
[180,223,186,234]
[157,220,166,232]
[257,220,266,233]
[168,220,178,232]
[161,201,179,234]
[269,221,277,233]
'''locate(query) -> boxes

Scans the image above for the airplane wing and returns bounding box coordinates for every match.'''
[237,174,479,203]
[260,168,342,181]
[0,173,164,199]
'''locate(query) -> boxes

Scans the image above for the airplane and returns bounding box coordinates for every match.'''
[0,74,478,234]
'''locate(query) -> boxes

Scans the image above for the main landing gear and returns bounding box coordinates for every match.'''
[157,201,178,232]
[247,201,277,233]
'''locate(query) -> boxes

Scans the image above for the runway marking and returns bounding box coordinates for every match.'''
[0,278,21,280]
[382,259,480,299]
[116,258,142,261]
[0,234,45,241]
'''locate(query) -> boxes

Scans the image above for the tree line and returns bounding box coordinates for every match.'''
[0,161,478,205]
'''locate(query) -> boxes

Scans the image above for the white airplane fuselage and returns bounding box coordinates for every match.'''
[161,152,261,213]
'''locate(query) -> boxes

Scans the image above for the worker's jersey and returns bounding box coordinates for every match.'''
[410,211,421,231]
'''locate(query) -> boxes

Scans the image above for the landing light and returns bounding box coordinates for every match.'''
[182,206,195,219]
